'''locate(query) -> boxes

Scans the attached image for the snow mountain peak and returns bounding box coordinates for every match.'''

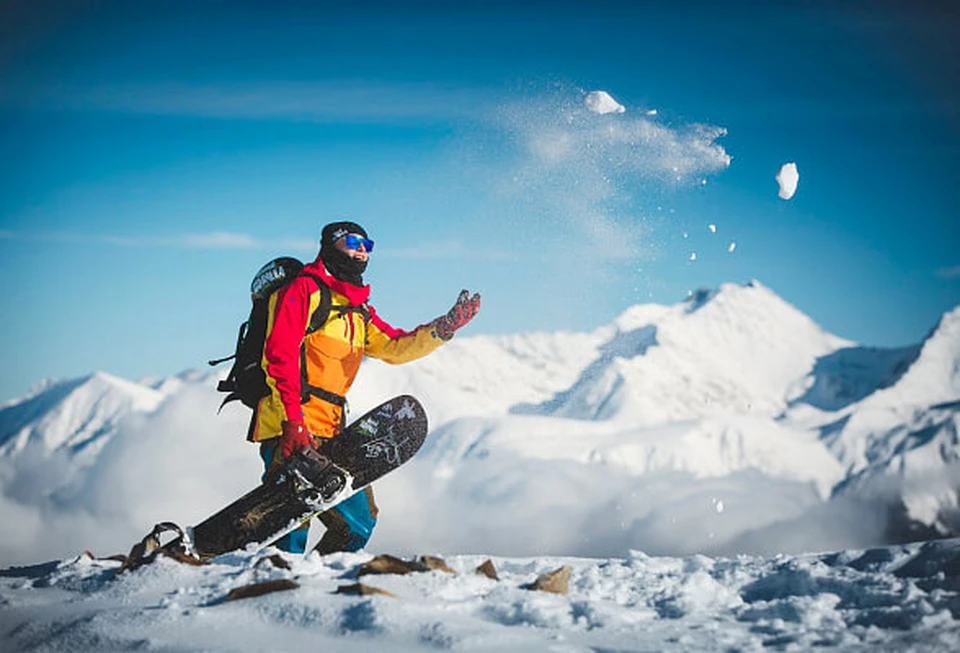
[0,371,163,466]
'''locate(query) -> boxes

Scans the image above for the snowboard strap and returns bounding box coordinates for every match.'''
[115,521,205,576]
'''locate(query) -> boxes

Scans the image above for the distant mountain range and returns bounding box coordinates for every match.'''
[2,280,957,562]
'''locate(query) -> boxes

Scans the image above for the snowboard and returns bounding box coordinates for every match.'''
[161,395,428,561]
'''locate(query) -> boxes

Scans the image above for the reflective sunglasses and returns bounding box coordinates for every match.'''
[344,234,374,252]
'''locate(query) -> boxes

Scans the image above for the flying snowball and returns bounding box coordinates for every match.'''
[776,162,799,200]
[689,252,697,261]
[708,224,717,233]
[728,242,737,253]
[585,90,626,115]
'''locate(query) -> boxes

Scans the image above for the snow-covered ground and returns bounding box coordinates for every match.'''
[1,280,959,649]
[2,539,959,652]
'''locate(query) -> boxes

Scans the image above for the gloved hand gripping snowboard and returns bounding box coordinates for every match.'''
[280,420,314,459]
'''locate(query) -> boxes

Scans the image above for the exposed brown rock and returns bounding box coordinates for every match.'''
[418,555,455,574]
[522,565,571,595]
[226,578,300,601]
[357,554,457,577]
[358,554,428,576]
[475,559,499,580]
[335,582,395,597]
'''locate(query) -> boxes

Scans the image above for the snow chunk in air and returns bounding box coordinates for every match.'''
[585,90,625,115]
[777,162,800,200]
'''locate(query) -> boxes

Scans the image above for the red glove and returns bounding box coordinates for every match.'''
[280,420,314,459]
[433,290,481,340]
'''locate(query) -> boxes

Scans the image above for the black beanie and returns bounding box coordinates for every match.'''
[321,221,368,247]
[319,221,369,286]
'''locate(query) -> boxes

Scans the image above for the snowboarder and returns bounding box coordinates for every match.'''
[252,221,480,555]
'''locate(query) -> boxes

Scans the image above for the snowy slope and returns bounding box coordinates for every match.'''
[0,372,163,469]
[1,280,958,568]
[1,539,959,652]
[833,401,960,532]
[782,307,960,534]
[520,281,849,424]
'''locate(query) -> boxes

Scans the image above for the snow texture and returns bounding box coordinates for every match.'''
[1,540,959,652]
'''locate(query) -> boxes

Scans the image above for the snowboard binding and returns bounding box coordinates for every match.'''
[284,447,350,508]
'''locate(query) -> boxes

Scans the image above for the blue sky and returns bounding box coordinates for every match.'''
[1,0,957,402]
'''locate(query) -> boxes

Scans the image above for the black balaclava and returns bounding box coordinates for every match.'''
[319,221,369,286]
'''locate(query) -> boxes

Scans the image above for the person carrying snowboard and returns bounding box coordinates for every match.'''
[253,221,480,555]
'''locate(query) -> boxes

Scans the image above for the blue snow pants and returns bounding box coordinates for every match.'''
[259,440,378,555]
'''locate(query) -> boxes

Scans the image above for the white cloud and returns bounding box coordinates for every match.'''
[777,162,800,200]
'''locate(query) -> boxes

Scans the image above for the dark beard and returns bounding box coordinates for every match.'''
[321,246,367,286]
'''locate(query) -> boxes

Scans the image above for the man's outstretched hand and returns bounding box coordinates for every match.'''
[433,290,481,341]
[280,420,315,459]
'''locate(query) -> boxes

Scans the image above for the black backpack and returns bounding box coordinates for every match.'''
[210,257,370,414]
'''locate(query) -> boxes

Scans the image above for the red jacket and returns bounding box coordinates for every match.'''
[252,256,444,441]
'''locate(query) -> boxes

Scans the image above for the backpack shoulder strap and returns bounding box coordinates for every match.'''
[302,273,332,335]
[302,273,369,334]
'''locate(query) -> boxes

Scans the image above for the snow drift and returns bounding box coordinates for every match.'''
[2,538,959,652]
